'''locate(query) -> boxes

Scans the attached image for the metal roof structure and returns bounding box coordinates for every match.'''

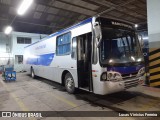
[0,0,147,34]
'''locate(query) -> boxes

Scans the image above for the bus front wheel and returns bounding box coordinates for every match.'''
[65,73,75,94]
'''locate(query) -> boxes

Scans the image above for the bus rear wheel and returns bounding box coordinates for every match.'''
[65,73,75,94]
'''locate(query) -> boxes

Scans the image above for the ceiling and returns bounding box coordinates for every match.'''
[0,0,147,34]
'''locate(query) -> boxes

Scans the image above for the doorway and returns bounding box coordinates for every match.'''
[76,32,92,91]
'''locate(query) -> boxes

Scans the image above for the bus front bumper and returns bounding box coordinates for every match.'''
[95,76,145,95]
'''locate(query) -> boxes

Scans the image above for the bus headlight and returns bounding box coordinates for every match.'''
[108,73,113,80]
[107,72,122,81]
[138,67,145,76]
[101,72,107,81]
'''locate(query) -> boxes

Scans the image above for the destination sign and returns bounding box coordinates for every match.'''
[97,17,134,29]
[111,21,133,29]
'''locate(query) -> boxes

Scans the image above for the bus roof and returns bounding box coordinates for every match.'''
[24,17,92,48]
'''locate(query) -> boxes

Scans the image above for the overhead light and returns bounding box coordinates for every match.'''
[135,24,138,28]
[17,0,33,15]
[4,26,13,35]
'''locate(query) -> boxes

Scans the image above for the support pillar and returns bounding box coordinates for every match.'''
[147,0,160,87]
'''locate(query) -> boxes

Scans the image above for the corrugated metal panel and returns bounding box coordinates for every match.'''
[57,10,77,18]
[78,15,86,20]
[60,0,99,10]
[46,15,55,21]
[33,12,42,19]
[0,0,11,5]
[53,1,96,16]
[9,7,16,15]
[47,7,59,14]
[36,4,46,12]
[107,10,124,17]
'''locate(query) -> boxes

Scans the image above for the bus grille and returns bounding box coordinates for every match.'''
[124,78,139,89]
[122,72,138,79]
[122,72,139,89]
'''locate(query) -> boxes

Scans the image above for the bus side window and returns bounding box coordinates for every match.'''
[56,32,71,56]
[71,37,77,59]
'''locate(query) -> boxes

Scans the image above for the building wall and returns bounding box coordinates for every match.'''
[147,0,160,47]
[0,31,47,72]
[147,0,160,87]
[11,32,47,72]
[0,32,11,53]
[0,33,12,67]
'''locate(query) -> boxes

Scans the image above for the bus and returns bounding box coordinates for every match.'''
[24,16,145,95]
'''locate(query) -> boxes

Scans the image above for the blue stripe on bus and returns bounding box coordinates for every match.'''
[107,65,144,74]
[24,17,92,48]
[26,53,54,66]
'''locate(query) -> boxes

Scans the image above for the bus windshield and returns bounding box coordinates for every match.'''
[100,27,144,66]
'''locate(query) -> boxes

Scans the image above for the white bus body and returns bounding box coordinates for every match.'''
[24,17,145,95]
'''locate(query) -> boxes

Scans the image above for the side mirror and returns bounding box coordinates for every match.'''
[94,22,102,47]
[138,34,144,48]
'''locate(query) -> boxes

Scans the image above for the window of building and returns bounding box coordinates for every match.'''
[56,32,71,55]
[17,37,32,44]
[15,55,23,64]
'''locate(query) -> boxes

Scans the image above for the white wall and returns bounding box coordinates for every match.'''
[11,32,47,55]
[0,31,47,71]
[0,33,12,66]
[147,0,160,47]
[11,31,48,72]
[147,0,160,35]
[0,32,11,53]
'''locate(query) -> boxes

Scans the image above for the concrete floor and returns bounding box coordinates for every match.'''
[0,72,160,120]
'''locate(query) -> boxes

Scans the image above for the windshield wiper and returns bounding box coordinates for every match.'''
[125,35,131,56]
[94,22,102,47]
[121,37,127,56]
[130,35,135,55]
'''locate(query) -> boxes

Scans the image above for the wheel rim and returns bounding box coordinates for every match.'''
[66,78,74,91]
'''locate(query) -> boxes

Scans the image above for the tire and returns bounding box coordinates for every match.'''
[31,68,36,79]
[65,73,75,94]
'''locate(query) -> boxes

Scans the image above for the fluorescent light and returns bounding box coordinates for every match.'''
[4,26,12,35]
[17,0,33,15]
[135,24,138,28]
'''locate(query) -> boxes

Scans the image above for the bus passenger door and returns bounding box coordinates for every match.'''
[72,32,93,91]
